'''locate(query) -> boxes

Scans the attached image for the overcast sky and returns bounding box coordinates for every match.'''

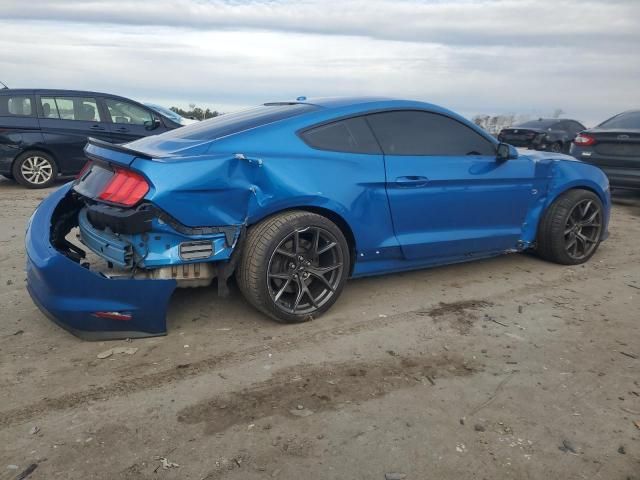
[1,0,639,125]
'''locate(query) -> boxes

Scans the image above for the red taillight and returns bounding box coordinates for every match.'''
[574,134,596,146]
[98,168,149,206]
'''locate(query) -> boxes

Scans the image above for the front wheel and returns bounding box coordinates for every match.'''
[12,151,58,188]
[536,189,604,265]
[237,211,350,323]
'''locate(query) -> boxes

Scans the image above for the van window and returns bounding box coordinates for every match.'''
[104,98,153,126]
[0,95,34,117]
[39,97,101,121]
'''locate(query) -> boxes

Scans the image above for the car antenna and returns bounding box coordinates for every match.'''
[0,79,8,90]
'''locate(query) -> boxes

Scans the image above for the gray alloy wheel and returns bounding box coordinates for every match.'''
[536,189,603,265]
[13,151,58,188]
[237,210,350,323]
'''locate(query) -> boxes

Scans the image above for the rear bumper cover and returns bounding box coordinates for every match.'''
[25,183,177,340]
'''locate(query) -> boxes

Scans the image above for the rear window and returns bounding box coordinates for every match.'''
[156,103,319,141]
[0,95,34,117]
[598,111,640,129]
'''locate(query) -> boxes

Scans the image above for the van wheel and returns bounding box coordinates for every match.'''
[237,211,350,323]
[13,151,58,188]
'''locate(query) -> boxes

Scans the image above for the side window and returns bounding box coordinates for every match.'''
[104,98,153,125]
[0,95,34,117]
[366,110,495,156]
[39,97,100,121]
[300,117,381,154]
[40,97,59,118]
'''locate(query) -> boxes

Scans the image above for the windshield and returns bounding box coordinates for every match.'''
[515,119,557,129]
[598,111,640,129]
[145,103,186,123]
[153,103,319,141]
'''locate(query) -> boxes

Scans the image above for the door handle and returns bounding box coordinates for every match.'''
[89,124,105,131]
[115,127,129,133]
[394,176,429,188]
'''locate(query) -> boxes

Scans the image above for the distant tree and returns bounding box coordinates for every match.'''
[552,108,565,119]
[170,105,220,120]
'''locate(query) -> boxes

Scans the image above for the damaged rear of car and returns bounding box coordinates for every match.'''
[26,102,320,339]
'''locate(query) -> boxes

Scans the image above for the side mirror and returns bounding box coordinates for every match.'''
[496,142,518,162]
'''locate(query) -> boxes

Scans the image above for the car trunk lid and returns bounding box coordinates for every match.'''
[585,128,640,168]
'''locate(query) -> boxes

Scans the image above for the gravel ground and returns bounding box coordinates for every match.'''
[0,177,639,480]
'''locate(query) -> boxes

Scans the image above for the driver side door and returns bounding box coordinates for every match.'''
[368,110,539,261]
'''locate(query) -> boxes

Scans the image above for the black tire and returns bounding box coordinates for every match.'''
[12,151,58,188]
[237,211,350,323]
[549,142,563,153]
[536,189,604,265]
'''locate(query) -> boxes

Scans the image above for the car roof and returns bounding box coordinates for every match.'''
[1,88,136,99]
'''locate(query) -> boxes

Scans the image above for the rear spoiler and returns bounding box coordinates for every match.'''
[84,137,153,167]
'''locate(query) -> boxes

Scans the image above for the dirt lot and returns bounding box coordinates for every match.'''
[0,177,639,480]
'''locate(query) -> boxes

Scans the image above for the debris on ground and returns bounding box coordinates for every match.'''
[14,463,38,480]
[28,426,39,435]
[558,439,577,454]
[290,408,314,417]
[384,473,407,480]
[96,347,138,359]
[456,443,467,453]
[620,351,638,359]
[474,424,486,432]
[617,446,626,454]
[634,420,640,430]
[155,456,179,469]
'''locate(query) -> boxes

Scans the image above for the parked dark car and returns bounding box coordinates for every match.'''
[570,110,640,190]
[498,118,586,153]
[0,89,183,188]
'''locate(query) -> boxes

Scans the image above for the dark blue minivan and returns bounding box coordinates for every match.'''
[0,89,184,188]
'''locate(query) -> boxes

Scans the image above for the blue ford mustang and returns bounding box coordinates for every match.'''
[25,97,610,339]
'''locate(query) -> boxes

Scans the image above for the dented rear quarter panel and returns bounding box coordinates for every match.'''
[132,104,402,264]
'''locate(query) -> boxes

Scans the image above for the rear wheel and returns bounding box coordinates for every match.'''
[237,211,350,323]
[536,189,603,265]
[12,151,58,188]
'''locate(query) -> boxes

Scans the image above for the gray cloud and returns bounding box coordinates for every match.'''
[1,0,638,125]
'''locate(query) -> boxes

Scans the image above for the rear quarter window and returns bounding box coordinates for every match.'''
[0,95,34,117]
[300,117,382,154]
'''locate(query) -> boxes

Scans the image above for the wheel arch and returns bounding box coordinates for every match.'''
[248,205,357,275]
[12,147,59,172]
[527,183,609,245]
